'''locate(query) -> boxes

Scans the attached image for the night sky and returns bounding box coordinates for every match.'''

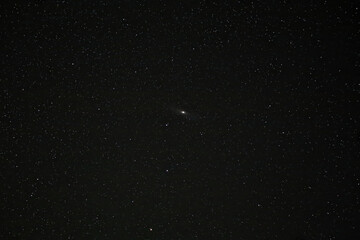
[1,1,360,239]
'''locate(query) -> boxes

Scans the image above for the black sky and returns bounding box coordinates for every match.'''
[1,1,360,239]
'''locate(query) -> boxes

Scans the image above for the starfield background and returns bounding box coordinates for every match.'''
[1,1,360,239]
